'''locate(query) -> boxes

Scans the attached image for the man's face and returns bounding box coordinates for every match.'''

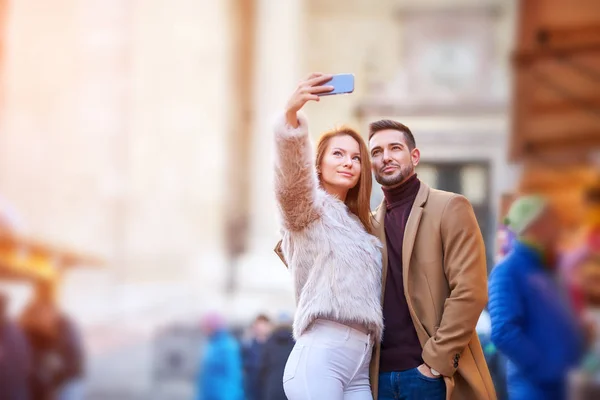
[369,129,420,188]
[538,206,561,248]
[528,206,561,251]
[253,320,272,341]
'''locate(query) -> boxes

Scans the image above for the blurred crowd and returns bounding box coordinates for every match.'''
[0,198,85,400]
[195,312,294,400]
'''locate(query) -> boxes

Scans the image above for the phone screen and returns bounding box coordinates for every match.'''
[318,74,355,96]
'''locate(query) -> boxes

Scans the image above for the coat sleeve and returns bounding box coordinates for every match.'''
[488,264,545,377]
[274,112,322,232]
[421,195,488,377]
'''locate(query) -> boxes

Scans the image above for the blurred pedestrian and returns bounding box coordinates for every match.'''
[196,312,244,400]
[559,184,600,319]
[489,195,585,400]
[259,313,294,400]
[242,314,272,400]
[274,73,383,399]
[0,292,31,400]
[20,286,85,400]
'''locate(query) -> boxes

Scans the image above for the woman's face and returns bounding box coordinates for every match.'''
[319,134,361,197]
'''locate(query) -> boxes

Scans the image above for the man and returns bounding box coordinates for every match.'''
[368,120,496,400]
[259,313,295,400]
[242,314,272,400]
[489,196,584,400]
[196,312,244,400]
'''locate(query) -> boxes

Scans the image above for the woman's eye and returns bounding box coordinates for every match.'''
[333,151,342,156]
[353,156,361,162]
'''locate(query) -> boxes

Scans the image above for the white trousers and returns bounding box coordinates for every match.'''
[283,319,373,400]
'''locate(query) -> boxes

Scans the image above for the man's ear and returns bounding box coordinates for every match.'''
[411,147,421,167]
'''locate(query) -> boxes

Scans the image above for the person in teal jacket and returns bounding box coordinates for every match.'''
[488,195,585,400]
[196,312,244,400]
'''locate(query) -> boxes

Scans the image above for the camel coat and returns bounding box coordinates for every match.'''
[369,182,496,400]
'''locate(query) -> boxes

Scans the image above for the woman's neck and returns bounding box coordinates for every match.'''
[321,182,348,202]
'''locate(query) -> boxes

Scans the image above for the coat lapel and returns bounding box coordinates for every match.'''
[402,183,430,291]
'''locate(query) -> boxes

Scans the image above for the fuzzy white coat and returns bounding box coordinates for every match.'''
[273,113,384,342]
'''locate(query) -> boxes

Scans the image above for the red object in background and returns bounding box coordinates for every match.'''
[588,228,600,251]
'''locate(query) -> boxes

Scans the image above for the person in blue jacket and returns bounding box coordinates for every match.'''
[488,195,585,400]
[196,312,244,400]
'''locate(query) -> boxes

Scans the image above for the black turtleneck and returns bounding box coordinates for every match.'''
[380,173,423,372]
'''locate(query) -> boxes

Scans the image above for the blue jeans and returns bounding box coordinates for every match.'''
[378,368,446,400]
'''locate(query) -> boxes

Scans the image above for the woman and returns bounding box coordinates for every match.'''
[275,73,383,399]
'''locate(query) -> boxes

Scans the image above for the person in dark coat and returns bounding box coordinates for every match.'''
[0,293,31,400]
[259,315,295,400]
[242,314,272,400]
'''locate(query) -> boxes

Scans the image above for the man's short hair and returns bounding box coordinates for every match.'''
[369,119,416,150]
[254,314,271,324]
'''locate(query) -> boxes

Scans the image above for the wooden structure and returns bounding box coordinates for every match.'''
[511,0,600,235]
[223,0,256,293]
[512,0,600,162]
[0,234,103,300]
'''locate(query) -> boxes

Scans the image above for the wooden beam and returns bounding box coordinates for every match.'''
[510,0,600,162]
[0,234,103,283]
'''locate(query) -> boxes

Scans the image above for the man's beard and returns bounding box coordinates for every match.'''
[374,163,414,187]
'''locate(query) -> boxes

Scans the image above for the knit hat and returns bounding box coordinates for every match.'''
[503,195,548,236]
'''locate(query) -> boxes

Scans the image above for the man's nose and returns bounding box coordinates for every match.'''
[382,150,392,162]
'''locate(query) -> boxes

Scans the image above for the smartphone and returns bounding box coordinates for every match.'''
[318,73,355,96]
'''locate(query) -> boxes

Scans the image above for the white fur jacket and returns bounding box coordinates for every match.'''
[274,112,384,342]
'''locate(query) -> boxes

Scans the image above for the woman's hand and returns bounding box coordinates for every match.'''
[285,73,333,128]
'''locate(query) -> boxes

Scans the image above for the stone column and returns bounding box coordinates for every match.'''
[233,0,304,314]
